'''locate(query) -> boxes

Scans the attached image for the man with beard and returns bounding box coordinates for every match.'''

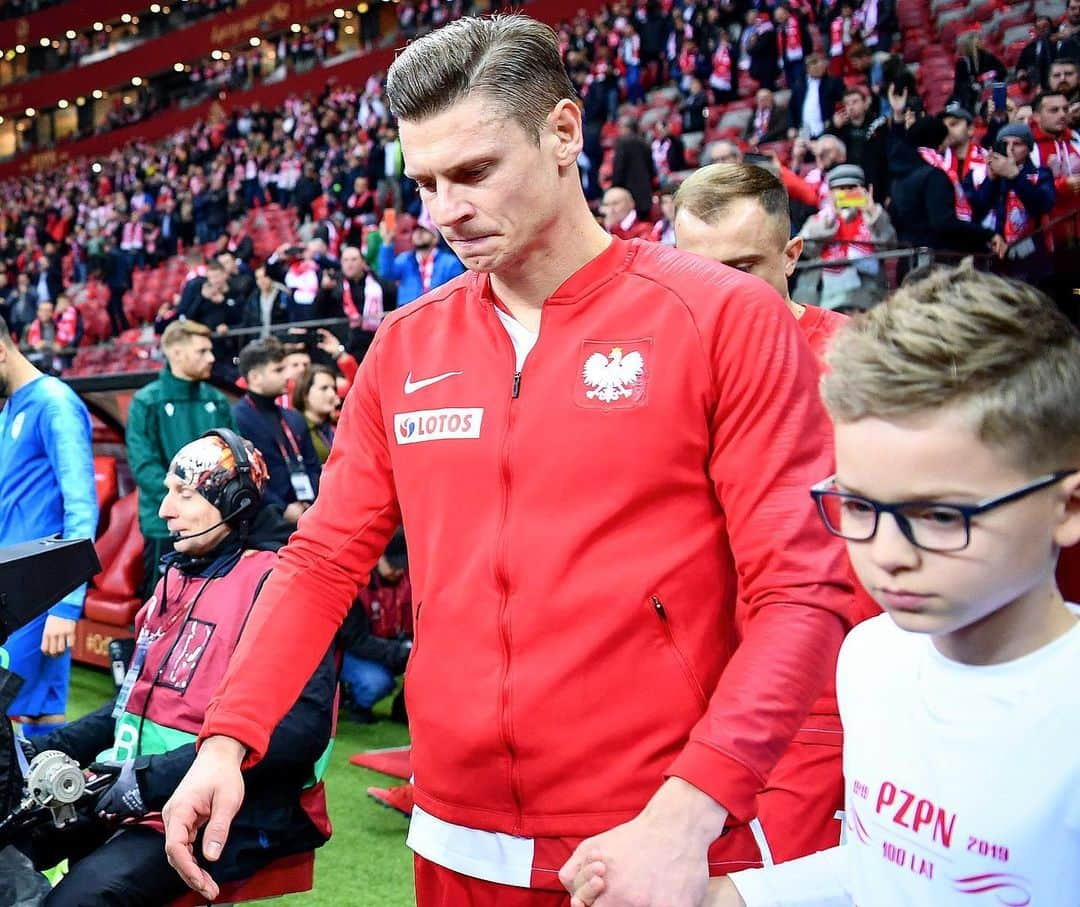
[376,219,465,306]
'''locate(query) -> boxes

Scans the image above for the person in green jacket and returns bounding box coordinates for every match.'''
[125,320,236,598]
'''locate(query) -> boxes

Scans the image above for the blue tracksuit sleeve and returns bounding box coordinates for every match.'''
[40,392,98,621]
[377,244,401,282]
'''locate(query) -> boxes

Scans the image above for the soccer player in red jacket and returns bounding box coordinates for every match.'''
[163,16,854,907]
[672,162,880,867]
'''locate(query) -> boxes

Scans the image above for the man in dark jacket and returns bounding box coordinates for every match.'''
[611,117,657,220]
[967,123,1057,283]
[232,337,321,526]
[314,244,397,360]
[888,115,995,260]
[13,433,334,907]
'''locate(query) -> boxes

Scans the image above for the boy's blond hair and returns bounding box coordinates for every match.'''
[161,319,211,351]
[822,265,1080,473]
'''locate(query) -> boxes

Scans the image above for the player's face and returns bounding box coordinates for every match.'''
[400,95,581,276]
[172,337,214,381]
[674,199,796,301]
[833,407,1080,661]
[158,474,231,557]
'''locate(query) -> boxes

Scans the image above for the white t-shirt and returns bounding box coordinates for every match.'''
[731,609,1080,907]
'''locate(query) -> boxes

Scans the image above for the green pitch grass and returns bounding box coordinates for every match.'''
[66,665,416,906]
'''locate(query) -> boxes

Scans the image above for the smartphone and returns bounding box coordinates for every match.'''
[992,138,1009,157]
[381,208,397,233]
[743,152,772,165]
[991,81,1008,112]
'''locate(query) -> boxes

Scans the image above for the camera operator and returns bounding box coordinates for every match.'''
[12,431,336,907]
[313,245,396,361]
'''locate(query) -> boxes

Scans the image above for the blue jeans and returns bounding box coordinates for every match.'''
[340,653,394,709]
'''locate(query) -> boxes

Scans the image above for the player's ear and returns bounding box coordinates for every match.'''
[1053,469,1080,549]
[549,99,584,168]
[783,236,803,277]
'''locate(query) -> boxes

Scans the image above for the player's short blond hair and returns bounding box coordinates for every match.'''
[822,264,1080,473]
[161,319,211,351]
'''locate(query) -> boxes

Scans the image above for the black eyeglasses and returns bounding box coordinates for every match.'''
[810,470,1077,552]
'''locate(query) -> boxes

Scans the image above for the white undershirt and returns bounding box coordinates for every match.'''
[802,78,824,138]
[731,607,1080,906]
[494,306,539,372]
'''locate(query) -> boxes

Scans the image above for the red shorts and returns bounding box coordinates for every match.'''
[414,854,570,907]
[754,734,845,864]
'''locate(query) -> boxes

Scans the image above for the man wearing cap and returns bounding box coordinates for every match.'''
[942,102,989,207]
[967,123,1056,283]
[376,218,466,306]
[798,164,896,310]
[12,433,336,907]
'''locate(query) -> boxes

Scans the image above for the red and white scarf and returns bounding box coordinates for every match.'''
[341,276,386,332]
[821,209,875,273]
[919,147,973,222]
[710,43,732,91]
[777,17,804,62]
[121,220,144,250]
[829,16,852,57]
[286,260,320,305]
[417,252,436,294]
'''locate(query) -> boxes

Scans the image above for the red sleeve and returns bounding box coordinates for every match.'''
[780,165,820,209]
[336,352,359,395]
[665,280,852,822]
[200,333,401,766]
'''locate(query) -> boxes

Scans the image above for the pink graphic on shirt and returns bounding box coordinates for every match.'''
[952,872,1031,906]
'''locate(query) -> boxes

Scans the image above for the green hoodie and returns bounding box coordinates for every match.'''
[125,365,236,538]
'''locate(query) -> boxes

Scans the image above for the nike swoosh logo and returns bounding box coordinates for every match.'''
[404,370,464,394]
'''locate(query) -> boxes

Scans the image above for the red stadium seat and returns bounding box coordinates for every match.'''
[93,456,119,536]
[83,492,144,627]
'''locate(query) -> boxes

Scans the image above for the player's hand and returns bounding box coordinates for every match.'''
[283,501,308,523]
[705,877,749,907]
[990,234,1008,259]
[41,616,76,656]
[559,779,726,907]
[162,736,246,901]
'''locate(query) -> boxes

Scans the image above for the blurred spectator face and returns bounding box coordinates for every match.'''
[340,246,365,280]
[660,193,676,222]
[167,335,215,381]
[305,239,326,261]
[674,198,798,301]
[216,252,237,276]
[709,141,743,164]
[943,115,972,149]
[16,274,28,291]
[600,188,636,229]
[1050,62,1079,95]
[412,226,437,252]
[305,370,339,420]
[755,89,774,110]
[255,267,272,292]
[248,357,289,397]
[807,56,828,79]
[36,301,54,324]
[1069,0,1080,26]
[774,6,790,23]
[1001,135,1031,165]
[1035,16,1053,38]
[1014,104,1033,124]
[353,176,367,194]
[55,294,71,313]
[814,136,847,170]
[283,350,311,383]
[1036,94,1069,134]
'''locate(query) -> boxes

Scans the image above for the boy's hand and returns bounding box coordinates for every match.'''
[706,877,750,907]
[567,851,607,907]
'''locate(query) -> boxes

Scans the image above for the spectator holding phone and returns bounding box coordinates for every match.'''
[968,125,1056,284]
[799,164,896,310]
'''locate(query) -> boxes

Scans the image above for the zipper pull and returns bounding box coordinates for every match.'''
[512,372,521,399]
[651,596,667,620]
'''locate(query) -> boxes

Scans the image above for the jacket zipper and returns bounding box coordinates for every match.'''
[494,310,527,832]
[650,595,708,709]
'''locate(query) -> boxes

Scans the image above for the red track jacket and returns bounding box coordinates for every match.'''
[203,238,853,839]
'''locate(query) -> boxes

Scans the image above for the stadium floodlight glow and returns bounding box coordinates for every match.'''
[290,22,301,33]
[92,162,102,173]
[221,51,230,60]
[40,37,51,47]
[334,7,345,17]
[14,44,25,53]
[249,36,260,46]
[93,21,104,31]
[150,2,161,10]
[57,99,68,109]
[358,5,368,14]
[121,13,132,22]
[173,62,185,72]
[75,96,86,106]
[52,40,60,48]
[123,95,132,104]
[211,49,222,60]
[132,76,142,86]
[344,25,354,34]
[0,117,4,125]
[24,107,35,117]
[66,29,76,39]
[92,89,104,99]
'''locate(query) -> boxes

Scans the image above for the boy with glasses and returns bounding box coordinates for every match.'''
[570,266,1080,906]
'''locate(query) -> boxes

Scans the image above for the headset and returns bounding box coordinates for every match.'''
[170,428,260,542]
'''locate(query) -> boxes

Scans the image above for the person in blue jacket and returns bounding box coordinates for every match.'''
[376,220,466,306]
[0,316,97,739]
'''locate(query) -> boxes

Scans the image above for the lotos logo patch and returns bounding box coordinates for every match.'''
[394,408,483,445]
